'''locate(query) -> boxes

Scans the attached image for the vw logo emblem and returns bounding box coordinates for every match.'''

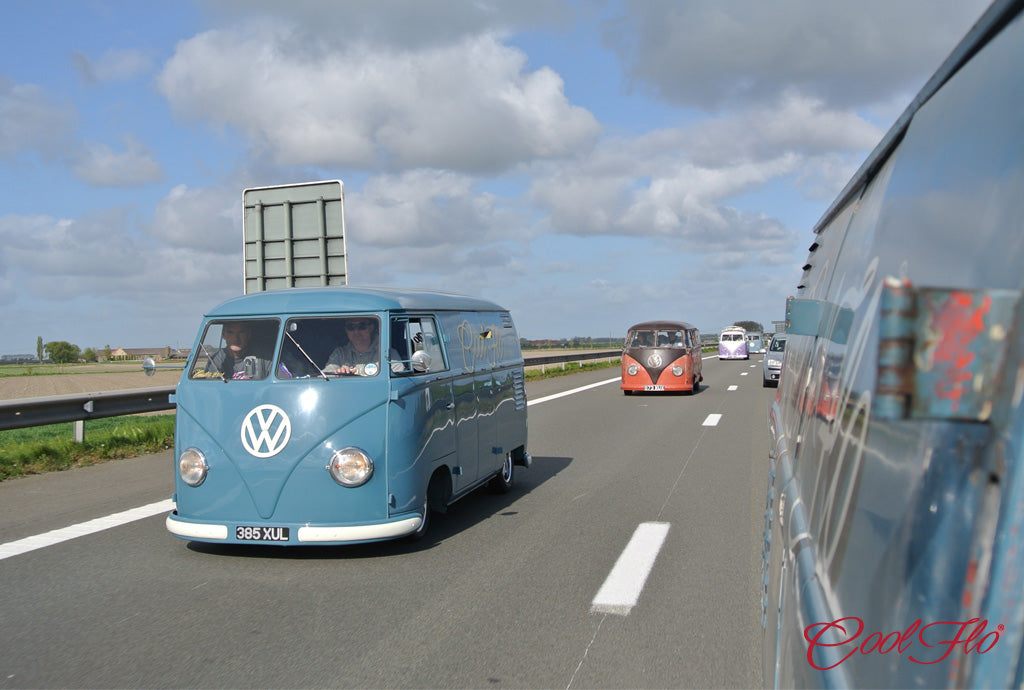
[240,404,292,458]
[647,353,664,368]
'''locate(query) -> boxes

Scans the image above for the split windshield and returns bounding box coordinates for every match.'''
[188,316,387,381]
[627,329,691,348]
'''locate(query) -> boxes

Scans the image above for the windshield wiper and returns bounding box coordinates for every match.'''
[286,332,330,381]
[200,343,228,382]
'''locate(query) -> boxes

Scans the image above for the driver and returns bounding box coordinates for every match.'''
[206,321,272,379]
[324,318,383,376]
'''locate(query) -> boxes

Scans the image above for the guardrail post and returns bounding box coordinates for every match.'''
[74,420,85,443]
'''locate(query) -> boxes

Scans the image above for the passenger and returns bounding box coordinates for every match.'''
[324,318,404,376]
[207,321,272,379]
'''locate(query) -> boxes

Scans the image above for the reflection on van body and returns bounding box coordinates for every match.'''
[167,287,529,546]
[746,332,765,354]
[762,2,1024,687]
[620,320,703,394]
[718,326,749,360]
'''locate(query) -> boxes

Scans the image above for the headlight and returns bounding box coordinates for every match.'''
[671,366,683,376]
[179,447,209,487]
[328,447,374,487]
[627,364,639,376]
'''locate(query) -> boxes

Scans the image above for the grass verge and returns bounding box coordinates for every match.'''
[0,414,175,480]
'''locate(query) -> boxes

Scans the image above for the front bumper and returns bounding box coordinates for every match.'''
[166,510,423,545]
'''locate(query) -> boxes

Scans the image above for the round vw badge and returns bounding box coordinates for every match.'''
[240,404,292,458]
[647,353,664,368]
[363,362,379,376]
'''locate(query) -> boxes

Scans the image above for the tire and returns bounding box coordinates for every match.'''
[488,451,514,494]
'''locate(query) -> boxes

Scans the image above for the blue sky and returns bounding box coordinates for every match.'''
[0,0,992,353]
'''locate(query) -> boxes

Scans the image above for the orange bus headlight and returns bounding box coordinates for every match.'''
[671,366,684,376]
[627,364,639,376]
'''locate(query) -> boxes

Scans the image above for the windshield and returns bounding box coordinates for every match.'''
[189,319,279,381]
[627,329,690,348]
[278,316,382,378]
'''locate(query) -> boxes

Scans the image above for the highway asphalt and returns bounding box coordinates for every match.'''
[0,356,774,689]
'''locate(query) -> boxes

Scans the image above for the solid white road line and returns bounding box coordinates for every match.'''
[0,499,174,562]
[528,377,620,406]
[591,522,671,615]
[702,414,722,426]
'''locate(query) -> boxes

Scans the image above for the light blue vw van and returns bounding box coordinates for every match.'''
[166,286,530,545]
[762,1,1024,686]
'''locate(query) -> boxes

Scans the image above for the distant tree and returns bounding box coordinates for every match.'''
[102,344,112,362]
[36,336,43,362]
[734,320,764,333]
[164,346,172,359]
[83,348,98,363]
[45,341,81,365]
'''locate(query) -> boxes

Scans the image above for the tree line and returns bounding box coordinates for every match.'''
[35,336,112,365]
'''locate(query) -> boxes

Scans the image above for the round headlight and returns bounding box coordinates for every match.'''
[328,447,374,487]
[672,365,684,376]
[179,447,209,487]
[627,364,639,376]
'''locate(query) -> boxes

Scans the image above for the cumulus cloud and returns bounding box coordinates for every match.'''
[604,0,991,109]
[0,207,240,307]
[202,0,574,50]
[157,23,600,172]
[682,91,884,167]
[146,183,240,253]
[70,135,163,187]
[0,79,76,159]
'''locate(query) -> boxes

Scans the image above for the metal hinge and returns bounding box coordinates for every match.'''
[875,277,1020,421]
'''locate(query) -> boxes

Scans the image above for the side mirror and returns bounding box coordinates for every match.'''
[410,350,431,373]
[143,357,156,377]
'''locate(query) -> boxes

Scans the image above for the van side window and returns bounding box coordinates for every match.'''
[390,316,447,374]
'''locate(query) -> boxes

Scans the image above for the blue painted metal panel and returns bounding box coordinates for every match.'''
[763,2,1024,687]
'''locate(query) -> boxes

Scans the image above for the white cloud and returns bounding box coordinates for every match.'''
[157,23,600,172]
[605,0,992,109]
[70,135,164,187]
[146,184,240,253]
[0,79,76,158]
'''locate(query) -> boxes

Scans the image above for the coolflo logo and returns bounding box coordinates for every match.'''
[241,404,292,458]
[804,617,1003,669]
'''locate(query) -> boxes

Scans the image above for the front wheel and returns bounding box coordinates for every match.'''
[488,451,514,494]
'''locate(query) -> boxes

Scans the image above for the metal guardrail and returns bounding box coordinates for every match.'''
[0,350,622,437]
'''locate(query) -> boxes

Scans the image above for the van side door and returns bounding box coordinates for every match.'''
[386,315,455,514]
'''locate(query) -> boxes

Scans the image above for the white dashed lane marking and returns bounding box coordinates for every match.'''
[591,522,671,615]
[702,414,722,426]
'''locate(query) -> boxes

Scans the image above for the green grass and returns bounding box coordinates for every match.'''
[0,414,175,480]
[524,357,620,381]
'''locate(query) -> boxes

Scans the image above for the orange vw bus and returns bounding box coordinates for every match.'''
[621,321,703,394]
